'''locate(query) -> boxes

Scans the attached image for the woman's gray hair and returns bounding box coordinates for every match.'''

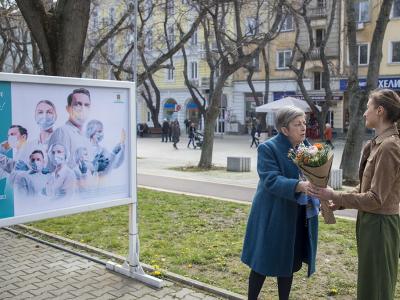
[275,106,305,132]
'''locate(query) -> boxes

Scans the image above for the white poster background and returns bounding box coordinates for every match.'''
[0,74,134,227]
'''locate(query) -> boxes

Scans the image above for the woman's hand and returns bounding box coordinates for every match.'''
[309,185,335,201]
[296,181,312,194]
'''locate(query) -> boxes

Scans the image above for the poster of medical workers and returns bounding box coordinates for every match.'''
[0,74,133,225]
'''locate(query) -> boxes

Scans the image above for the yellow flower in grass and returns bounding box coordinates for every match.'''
[151,270,162,277]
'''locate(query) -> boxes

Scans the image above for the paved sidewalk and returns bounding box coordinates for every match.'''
[0,230,221,300]
[137,135,346,188]
[138,135,358,219]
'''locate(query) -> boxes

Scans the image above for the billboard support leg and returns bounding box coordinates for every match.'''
[106,204,163,288]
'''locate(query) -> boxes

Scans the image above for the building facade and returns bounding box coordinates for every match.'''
[84,0,400,135]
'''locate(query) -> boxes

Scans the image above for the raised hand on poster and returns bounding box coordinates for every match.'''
[120,128,126,144]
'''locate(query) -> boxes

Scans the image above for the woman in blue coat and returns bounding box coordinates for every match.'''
[241,106,319,300]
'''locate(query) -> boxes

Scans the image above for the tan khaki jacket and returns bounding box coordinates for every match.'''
[336,125,400,214]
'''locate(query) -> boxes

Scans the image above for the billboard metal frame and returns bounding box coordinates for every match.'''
[0,72,163,288]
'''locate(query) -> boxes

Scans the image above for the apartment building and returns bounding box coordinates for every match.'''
[86,0,400,134]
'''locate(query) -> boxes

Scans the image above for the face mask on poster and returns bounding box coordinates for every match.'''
[36,115,56,130]
[53,154,65,166]
[31,161,44,172]
[7,135,18,148]
[71,106,89,126]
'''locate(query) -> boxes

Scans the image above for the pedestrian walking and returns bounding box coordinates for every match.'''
[187,123,196,149]
[250,125,259,148]
[324,123,334,149]
[256,121,262,138]
[310,88,400,300]
[168,120,173,142]
[242,106,318,300]
[161,119,169,143]
[172,120,180,149]
[184,118,190,134]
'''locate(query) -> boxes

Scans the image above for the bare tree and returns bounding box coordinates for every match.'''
[288,0,338,139]
[0,0,34,73]
[15,0,92,76]
[180,0,284,169]
[340,0,394,183]
[102,0,207,127]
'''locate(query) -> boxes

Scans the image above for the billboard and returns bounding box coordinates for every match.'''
[0,73,135,227]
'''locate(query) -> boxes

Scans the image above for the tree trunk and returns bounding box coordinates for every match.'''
[150,112,161,128]
[16,0,90,77]
[198,109,218,169]
[340,91,366,183]
[198,82,224,169]
[340,0,393,182]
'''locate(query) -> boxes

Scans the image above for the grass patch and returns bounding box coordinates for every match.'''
[30,188,400,299]
[169,165,226,172]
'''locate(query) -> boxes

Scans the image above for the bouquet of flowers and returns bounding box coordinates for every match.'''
[289,143,336,224]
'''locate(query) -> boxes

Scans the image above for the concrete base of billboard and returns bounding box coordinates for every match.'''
[106,261,164,288]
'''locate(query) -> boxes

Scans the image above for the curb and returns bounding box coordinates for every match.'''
[8,224,246,300]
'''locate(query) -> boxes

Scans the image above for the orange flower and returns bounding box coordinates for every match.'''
[314,143,323,150]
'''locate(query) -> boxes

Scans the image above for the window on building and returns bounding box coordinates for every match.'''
[358,43,369,65]
[147,112,151,122]
[313,71,327,90]
[110,7,115,25]
[167,25,175,47]
[317,0,326,8]
[315,28,325,47]
[92,7,99,28]
[191,29,198,46]
[392,0,400,18]
[166,66,174,81]
[109,68,115,80]
[190,61,198,80]
[251,54,260,71]
[281,14,293,31]
[390,41,400,63]
[245,17,258,35]
[167,0,174,15]
[277,50,292,69]
[355,1,369,22]
[144,0,152,17]
[145,30,153,50]
[108,38,115,59]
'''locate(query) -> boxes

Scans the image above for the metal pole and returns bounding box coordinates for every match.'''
[106,1,163,287]
[128,0,139,268]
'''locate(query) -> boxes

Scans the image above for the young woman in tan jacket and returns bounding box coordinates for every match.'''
[310,88,400,300]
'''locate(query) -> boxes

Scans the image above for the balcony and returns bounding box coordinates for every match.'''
[309,6,327,19]
[308,48,321,60]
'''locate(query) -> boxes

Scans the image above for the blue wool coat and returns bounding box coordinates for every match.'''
[241,133,318,277]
